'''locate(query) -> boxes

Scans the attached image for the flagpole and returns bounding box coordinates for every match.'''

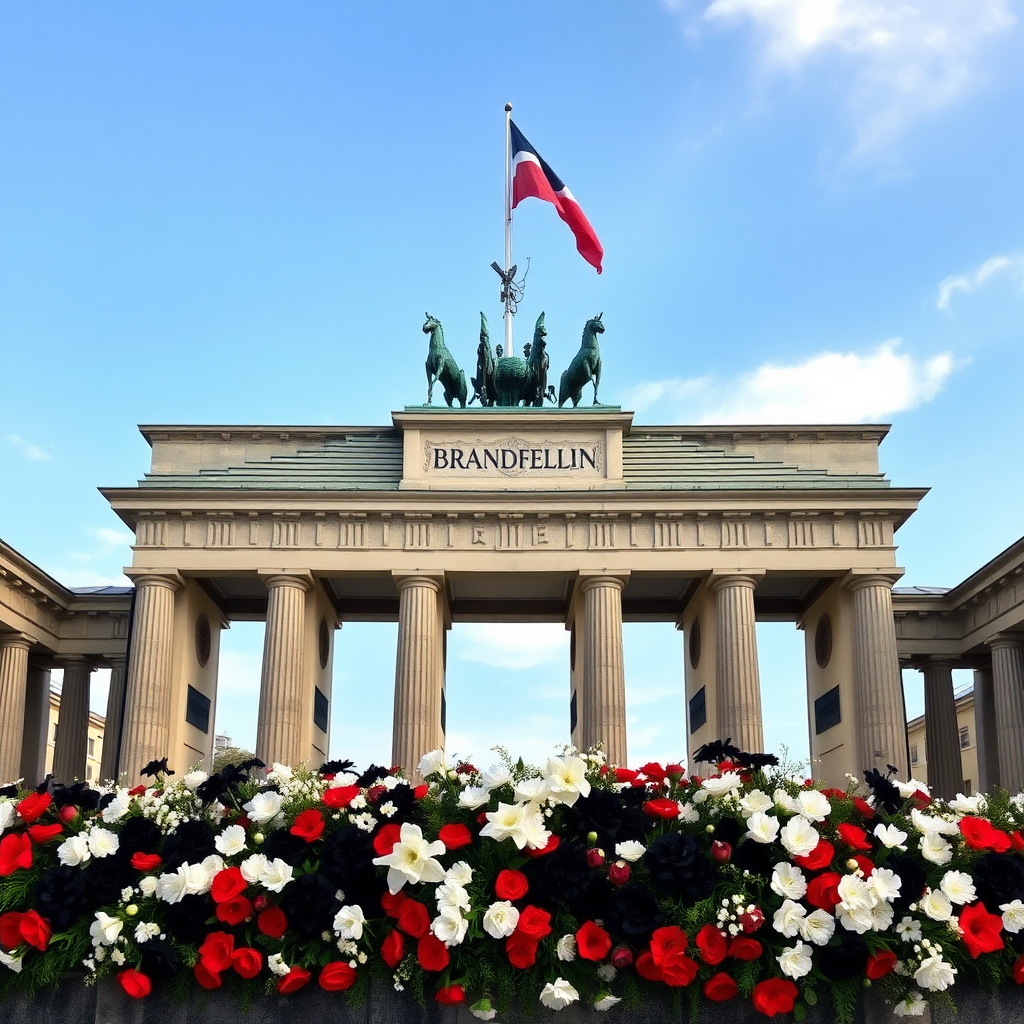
[503,102,513,355]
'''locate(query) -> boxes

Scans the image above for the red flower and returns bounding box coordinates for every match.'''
[417,933,450,972]
[506,931,539,969]
[793,840,834,871]
[608,860,630,886]
[231,947,263,979]
[0,833,32,875]
[837,823,872,851]
[16,791,51,824]
[615,768,640,784]
[414,784,429,799]
[638,761,666,783]
[711,840,732,863]
[0,910,50,951]
[322,784,360,809]
[666,763,686,780]
[381,928,405,968]
[398,899,430,939]
[210,866,247,904]
[290,808,325,843]
[695,924,727,965]
[27,823,62,844]
[635,950,664,982]
[959,817,1011,853]
[820,788,845,800]
[853,796,876,818]
[381,890,408,918]
[193,963,222,989]
[586,848,605,869]
[704,971,738,1001]
[198,932,235,973]
[1011,831,1024,853]
[435,984,466,1004]
[911,790,932,809]
[216,895,253,926]
[373,823,402,856]
[866,949,897,979]
[610,945,634,969]
[130,852,161,872]
[643,798,679,820]
[751,978,798,1017]
[495,868,529,901]
[438,823,472,850]
[277,966,311,994]
[958,901,1004,958]
[576,920,612,961]
[117,969,152,999]
[660,951,699,987]
[1013,952,1024,985]
[738,907,765,934]
[806,872,842,913]
[516,905,552,940]
[522,834,560,857]
[650,925,688,964]
[728,937,763,961]
[319,962,357,991]
[852,854,875,878]
[257,906,287,938]
[128,784,146,796]
[0,912,25,949]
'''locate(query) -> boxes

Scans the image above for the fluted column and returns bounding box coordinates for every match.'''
[973,664,999,792]
[989,635,1024,794]
[921,658,961,799]
[99,656,127,784]
[850,575,908,778]
[119,574,181,783]
[580,576,627,766]
[712,574,764,754]
[0,635,31,784]
[255,575,311,768]
[392,576,444,776]
[52,657,93,784]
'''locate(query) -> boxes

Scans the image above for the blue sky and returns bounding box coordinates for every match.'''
[1,2,1021,773]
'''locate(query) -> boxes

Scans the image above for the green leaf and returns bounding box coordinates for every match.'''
[794,1001,807,1022]
[805,987,818,1005]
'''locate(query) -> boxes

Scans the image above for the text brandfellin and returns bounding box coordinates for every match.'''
[431,445,599,472]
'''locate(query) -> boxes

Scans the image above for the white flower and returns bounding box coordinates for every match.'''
[267,762,293,782]
[418,749,447,778]
[867,867,902,904]
[57,833,91,867]
[89,912,123,947]
[539,978,579,1010]
[483,901,520,939]
[677,802,700,823]
[771,862,807,900]
[739,789,774,817]
[773,899,807,938]
[779,815,819,857]
[267,952,290,977]
[796,790,831,822]
[138,876,158,897]
[240,853,268,884]
[134,922,160,944]
[1001,899,1024,933]
[243,791,283,825]
[615,840,645,862]
[156,871,188,904]
[919,833,953,865]
[101,790,132,824]
[777,940,813,979]
[773,788,799,813]
[458,786,492,810]
[745,811,781,845]
[333,905,365,940]
[919,890,953,922]
[110,948,126,966]
[480,764,513,791]
[595,994,622,1011]
[556,934,577,961]
[701,772,743,797]
[939,870,976,906]
[870,901,894,932]
[0,802,16,834]
[914,954,957,992]
[837,875,873,914]
[445,861,473,886]
[948,792,985,814]
[0,949,24,973]
[431,908,468,946]
[260,857,294,893]
[479,802,545,851]
[838,907,875,934]
[182,770,208,791]
[893,993,928,1017]
[435,881,470,913]
[896,916,923,943]
[215,824,247,857]
[378,801,397,818]
[471,998,498,1020]
[897,779,930,798]
[373,822,446,892]
[177,861,214,896]
[799,909,836,946]
[351,812,376,832]
[545,754,591,806]
[911,808,959,837]
[874,823,908,850]
[514,777,552,804]
[597,964,617,982]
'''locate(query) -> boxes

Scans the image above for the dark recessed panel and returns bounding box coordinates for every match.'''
[688,686,707,733]
[185,685,211,734]
[314,687,329,733]
[814,686,841,734]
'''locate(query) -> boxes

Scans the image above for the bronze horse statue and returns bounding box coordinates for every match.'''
[423,313,467,408]
[469,313,496,406]
[558,313,604,407]
[492,313,550,407]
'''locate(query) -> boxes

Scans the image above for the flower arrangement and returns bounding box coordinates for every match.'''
[1,742,1024,1022]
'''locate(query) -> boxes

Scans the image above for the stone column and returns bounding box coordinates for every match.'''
[119,574,181,783]
[920,658,961,799]
[20,666,51,784]
[850,575,908,778]
[973,664,999,792]
[0,635,31,784]
[988,635,1024,794]
[712,574,764,754]
[99,656,127,784]
[392,576,444,776]
[52,657,93,784]
[580,576,627,767]
[255,575,310,768]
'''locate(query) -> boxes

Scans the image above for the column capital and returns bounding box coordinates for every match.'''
[55,654,95,670]
[709,569,765,593]
[986,632,1023,652]
[258,569,313,591]
[392,573,443,594]
[843,568,904,592]
[104,654,128,669]
[579,574,627,594]
[125,570,184,592]
[0,633,32,651]
[913,656,956,672]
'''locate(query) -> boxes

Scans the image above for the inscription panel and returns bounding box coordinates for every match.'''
[423,433,604,480]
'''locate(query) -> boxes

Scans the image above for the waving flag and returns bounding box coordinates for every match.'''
[510,120,603,274]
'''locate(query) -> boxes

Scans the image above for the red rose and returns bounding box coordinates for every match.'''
[505,931,539,969]
[610,945,634,969]
[216,895,253,926]
[639,761,666,783]
[9,910,50,951]
[711,840,732,863]
[751,977,798,1017]
[866,949,897,979]
[27,823,62,844]
[290,808,325,843]
[381,928,405,968]
[253,894,267,912]
[277,966,311,994]
[0,833,32,875]
[398,899,430,939]
[794,840,834,871]
[704,971,738,1001]
[820,788,845,800]
[210,866,247,904]
[373,823,402,856]
[381,890,408,918]
[660,951,699,987]
[193,963,222,989]
[198,931,235,973]
[128,784,146,796]
[516,905,552,940]
[635,950,664,982]
[650,925,688,964]
[666,763,686,780]
[130,852,161,872]
[322,784,360,809]
[117,969,152,999]
[417,933,450,972]
[959,901,1004,958]
[586,848,605,869]
[319,962,357,991]
[438,823,472,851]
[643,798,680,820]
[1011,831,1024,853]
[911,790,931,809]
[1013,952,1024,985]
[57,805,77,824]
[231,947,263,979]
[414,784,429,799]
[852,855,875,878]
[615,768,640,783]
[806,872,842,913]
[16,791,51,824]
[960,817,1011,853]
[738,907,765,934]
[522,834,560,857]
[695,924,727,965]
[608,860,630,886]
[728,936,763,961]
[576,920,612,961]
[367,785,386,804]
[495,868,529,901]
[435,984,466,1004]
[257,906,287,938]
[0,912,25,949]
[853,796,875,818]
[837,823,872,851]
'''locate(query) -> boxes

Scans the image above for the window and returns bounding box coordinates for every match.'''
[88,738,96,758]
[86,766,93,782]
[910,743,918,765]
[959,726,970,749]
[963,779,972,795]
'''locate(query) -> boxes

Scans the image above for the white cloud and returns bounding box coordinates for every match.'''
[623,340,959,423]
[666,0,1017,155]
[937,253,1024,310]
[456,623,568,671]
[5,433,51,461]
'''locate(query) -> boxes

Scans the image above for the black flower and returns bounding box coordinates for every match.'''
[160,819,215,872]
[563,789,646,850]
[972,852,1024,914]
[524,841,592,906]
[84,857,134,906]
[887,853,927,915]
[356,765,390,788]
[115,816,163,859]
[51,782,100,812]
[139,939,181,980]
[262,829,310,867]
[693,739,741,763]
[734,752,780,769]
[319,825,386,908]
[605,884,665,941]
[33,867,89,930]
[278,873,342,938]
[863,767,902,814]
[817,932,868,980]
[644,832,715,901]
[141,758,174,778]
[162,894,209,944]
[319,759,355,775]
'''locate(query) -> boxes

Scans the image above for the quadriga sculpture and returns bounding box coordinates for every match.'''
[469,312,496,406]
[558,313,604,407]
[423,312,467,408]
[492,312,550,407]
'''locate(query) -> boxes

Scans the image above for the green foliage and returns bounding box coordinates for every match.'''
[829,976,862,1024]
